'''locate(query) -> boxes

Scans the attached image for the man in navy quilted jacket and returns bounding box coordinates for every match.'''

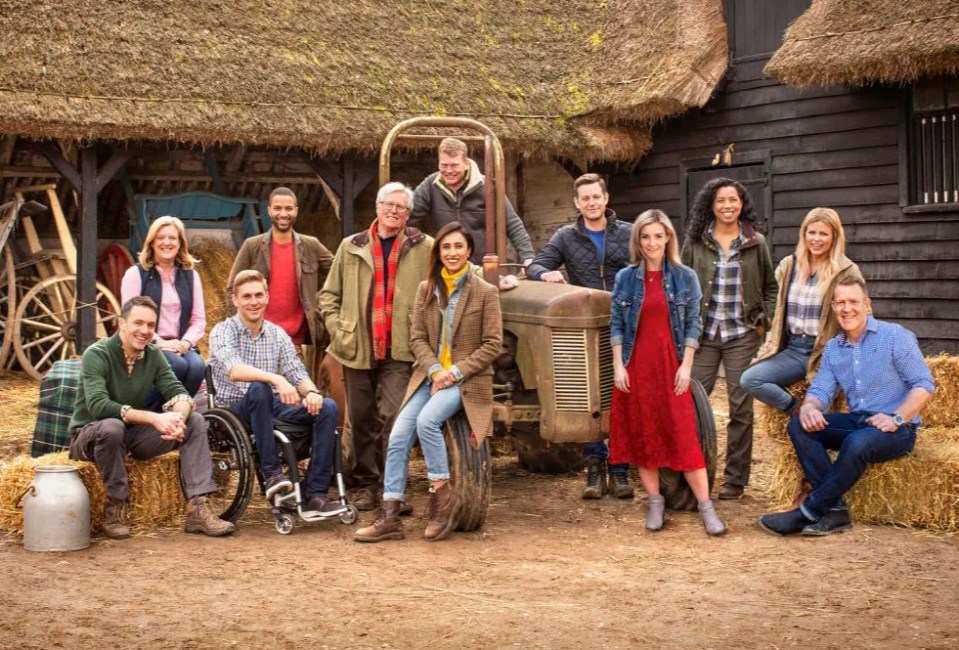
[528,173,635,500]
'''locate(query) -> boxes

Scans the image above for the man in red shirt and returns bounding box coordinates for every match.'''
[228,188,334,354]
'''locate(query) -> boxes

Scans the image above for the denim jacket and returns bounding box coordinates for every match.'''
[609,260,703,366]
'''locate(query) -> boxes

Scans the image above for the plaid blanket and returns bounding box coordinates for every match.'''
[32,359,82,457]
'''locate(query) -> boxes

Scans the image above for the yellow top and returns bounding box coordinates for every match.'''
[438,265,468,370]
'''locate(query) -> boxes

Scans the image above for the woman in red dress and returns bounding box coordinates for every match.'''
[609,210,726,535]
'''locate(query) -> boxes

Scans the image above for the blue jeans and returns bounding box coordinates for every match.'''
[143,349,207,412]
[229,381,338,497]
[741,335,814,412]
[382,382,459,501]
[583,441,628,476]
[788,412,916,520]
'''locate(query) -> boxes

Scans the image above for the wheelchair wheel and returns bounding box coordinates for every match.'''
[659,378,718,511]
[275,513,295,535]
[445,411,491,532]
[339,505,359,525]
[204,408,256,522]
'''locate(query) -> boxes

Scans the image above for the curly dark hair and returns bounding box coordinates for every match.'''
[685,177,766,243]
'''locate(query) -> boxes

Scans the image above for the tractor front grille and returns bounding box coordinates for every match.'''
[551,329,590,412]
[598,328,614,410]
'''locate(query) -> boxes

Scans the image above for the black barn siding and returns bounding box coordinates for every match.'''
[600,0,959,354]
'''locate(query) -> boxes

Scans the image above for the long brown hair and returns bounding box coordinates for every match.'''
[421,222,474,308]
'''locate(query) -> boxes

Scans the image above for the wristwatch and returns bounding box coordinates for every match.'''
[891,413,905,427]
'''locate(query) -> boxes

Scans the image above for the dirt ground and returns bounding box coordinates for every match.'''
[1,377,957,650]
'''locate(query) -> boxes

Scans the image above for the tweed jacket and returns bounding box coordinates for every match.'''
[319,226,433,369]
[680,220,778,334]
[755,253,863,381]
[411,158,535,264]
[527,210,631,291]
[403,273,503,447]
[228,230,333,346]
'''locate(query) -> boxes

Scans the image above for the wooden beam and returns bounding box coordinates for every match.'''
[96,148,133,193]
[203,150,225,194]
[352,159,378,201]
[225,144,246,173]
[0,135,15,200]
[301,152,343,197]
[34,142,81,191]
[77,146,98,351]
[341,152,355,237]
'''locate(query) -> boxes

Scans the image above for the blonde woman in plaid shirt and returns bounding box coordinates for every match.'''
[742,208,862,417]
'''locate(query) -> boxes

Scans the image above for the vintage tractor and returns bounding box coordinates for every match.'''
[379,118,717,528]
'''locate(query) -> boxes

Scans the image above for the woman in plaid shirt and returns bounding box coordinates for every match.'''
[742,208,862,416]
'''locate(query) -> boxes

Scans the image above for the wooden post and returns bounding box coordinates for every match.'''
[342,152,355,238]
[78,146,99,351]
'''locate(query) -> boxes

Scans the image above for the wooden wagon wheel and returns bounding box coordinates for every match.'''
[0,246,14,369]
[97,244,134,304]
[13,274,121,381]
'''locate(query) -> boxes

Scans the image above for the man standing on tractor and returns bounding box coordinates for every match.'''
[209,269,344,515]
[228,187,334,376]
[68,296,235,539]
[319,182,433,512]
[527,173,635,500]
[411,137,535,267]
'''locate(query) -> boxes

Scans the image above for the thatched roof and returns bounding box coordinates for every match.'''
[766,0,959,87]
[0,0,727,161]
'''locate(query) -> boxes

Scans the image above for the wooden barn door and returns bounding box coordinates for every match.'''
[678,151,772,247]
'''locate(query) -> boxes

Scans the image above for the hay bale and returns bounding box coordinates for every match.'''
[190,236,236,357]
[924,354,959,429]
[0,451,184,536]
[757,382,847,444]
[768,427,959,533]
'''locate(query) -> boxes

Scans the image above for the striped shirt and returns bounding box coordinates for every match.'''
[208,315,309,407]
[808,316,935,424]
[703,226,748,343]
[786,267,821,337]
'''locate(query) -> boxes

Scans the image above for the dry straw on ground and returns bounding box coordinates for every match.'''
[0,373,39,458]
[0,451,184,535]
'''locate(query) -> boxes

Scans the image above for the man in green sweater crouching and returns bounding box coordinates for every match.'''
[68,296,235,539]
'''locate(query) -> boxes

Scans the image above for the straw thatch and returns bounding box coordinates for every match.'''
[0,0,728,161]
[766,0,959,87]
[0,451,184,535]
[768,429,959,533]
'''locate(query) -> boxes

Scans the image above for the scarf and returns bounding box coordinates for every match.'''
[438,265,468,370]
[370,220,401,360]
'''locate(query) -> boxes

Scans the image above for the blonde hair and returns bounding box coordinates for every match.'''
[138,216,198,270]
[438,137,469,160]
[630,209,681,266]
[232,269,268,294]
[795,207,847,295]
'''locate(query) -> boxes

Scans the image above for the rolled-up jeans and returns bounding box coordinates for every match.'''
[788,411,916,520]
[741,334,815,412]
[382,382,459,501]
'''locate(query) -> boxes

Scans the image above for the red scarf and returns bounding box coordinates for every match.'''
[370,220,401,360]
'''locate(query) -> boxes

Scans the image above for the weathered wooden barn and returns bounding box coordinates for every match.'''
[0,0,730,350]
[602,0,959,354]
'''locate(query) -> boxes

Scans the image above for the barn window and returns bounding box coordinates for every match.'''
[906,76,959,209]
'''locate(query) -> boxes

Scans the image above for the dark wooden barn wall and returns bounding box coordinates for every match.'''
[601,11,959,354]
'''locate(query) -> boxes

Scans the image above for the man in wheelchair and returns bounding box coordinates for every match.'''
[209,270,344,515]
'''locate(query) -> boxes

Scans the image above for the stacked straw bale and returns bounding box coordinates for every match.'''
[760,356,959,532]
[0,451,184,535]
[189,237,236,357]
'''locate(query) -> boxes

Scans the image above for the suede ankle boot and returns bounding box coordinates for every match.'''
[698,499,727,536]
[646,495,665,531]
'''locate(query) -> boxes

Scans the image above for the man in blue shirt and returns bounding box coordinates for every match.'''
[527,173,634,499]
[759,276,935,536]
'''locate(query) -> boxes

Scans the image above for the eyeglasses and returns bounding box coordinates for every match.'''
[831,299,865,309]
[378,201,410,214]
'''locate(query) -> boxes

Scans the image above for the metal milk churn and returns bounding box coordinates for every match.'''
[21,465,91,551]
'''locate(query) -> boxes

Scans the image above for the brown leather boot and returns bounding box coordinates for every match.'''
[424,482,458,541]
[103,497,131,539]
[353,500,404,542]
[184,496,237,537]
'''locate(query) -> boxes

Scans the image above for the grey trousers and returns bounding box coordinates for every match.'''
[343,356,412,491]
[69,412,217,500]
[692,329,762,487]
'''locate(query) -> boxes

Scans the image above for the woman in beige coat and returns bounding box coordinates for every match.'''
[355,221,502,543]
[742,207,862,414]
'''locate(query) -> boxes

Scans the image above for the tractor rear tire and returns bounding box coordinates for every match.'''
[445,411,491,532]
[659,378,718,511]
